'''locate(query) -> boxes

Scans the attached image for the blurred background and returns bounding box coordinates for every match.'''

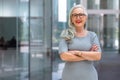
[0,0,119,80]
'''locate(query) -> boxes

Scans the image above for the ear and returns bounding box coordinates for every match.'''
[84,16,88,23]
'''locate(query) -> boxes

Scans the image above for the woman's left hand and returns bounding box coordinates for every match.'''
[90,44,98,51]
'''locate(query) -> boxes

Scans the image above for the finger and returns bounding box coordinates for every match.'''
[91,45,98,51]
[94,47,98,51]
[90,44,97,51]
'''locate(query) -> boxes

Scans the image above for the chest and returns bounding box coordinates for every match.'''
[68,37,92,51]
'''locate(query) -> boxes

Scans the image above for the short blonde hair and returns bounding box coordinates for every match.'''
[68,4,88,29]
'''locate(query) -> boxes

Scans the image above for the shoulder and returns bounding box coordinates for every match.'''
[88,31,96,35]
[59,38,67,44]
[87,31,98,40]
[88,31,97,37]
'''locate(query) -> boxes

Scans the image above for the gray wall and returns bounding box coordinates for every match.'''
[0,17,16,40]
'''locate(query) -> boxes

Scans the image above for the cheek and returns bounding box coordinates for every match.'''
[84,17,87,22]
[83,20,86,24]
[71,18,74,23]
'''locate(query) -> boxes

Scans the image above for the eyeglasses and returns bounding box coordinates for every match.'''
[72,13,86,18]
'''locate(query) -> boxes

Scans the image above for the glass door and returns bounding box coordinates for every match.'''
[30,0,52,80]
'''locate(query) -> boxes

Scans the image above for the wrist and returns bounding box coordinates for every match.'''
[79,51,82,56]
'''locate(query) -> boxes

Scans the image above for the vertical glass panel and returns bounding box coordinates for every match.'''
[30,0,52,80]
[87,14,101,35]
[0,0,29,80]
[103,15,119,51]
[0,0,16,80]
[87,0,119,10]
[18,0,29,80]
[87,0,100,9]
[100,0,119,9]
[30,0,44,79]
[0,0,3,16]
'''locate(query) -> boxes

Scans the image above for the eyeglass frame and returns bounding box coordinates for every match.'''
[72,13,86,18]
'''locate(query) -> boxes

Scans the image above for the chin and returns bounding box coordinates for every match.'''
[75,24,83,27]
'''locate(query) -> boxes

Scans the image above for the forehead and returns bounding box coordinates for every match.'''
[72,8,84,14]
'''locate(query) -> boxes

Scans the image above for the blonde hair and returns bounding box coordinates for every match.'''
[60,4,88,40]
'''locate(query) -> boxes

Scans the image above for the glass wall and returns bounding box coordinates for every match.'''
[0,0,29,80]
[0,0,52,80]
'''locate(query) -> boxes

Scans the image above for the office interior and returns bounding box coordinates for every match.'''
[0,0,120,80]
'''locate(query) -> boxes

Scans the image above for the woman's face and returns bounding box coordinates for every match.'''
[71,8,87,28]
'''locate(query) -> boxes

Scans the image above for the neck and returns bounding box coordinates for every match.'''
[75,27,85,33]
[75,28,87,37]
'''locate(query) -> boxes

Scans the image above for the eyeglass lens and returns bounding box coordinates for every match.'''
[72,13,86,18]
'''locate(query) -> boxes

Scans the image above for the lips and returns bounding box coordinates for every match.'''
[75,20,82,24]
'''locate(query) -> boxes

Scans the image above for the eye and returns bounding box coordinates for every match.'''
[72,13,86,18]
[72,14,78,17]
[79,13,86,16]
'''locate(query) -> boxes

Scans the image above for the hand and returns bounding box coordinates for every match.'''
[90,44,98,51]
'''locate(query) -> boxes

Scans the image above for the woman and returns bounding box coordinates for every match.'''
[59,4,102,80]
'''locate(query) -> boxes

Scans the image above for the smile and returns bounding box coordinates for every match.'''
[75,20,82,24]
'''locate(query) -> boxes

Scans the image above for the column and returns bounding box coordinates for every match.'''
[118,1,120,54]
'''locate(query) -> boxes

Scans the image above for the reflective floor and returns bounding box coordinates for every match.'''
[0,46,51,80]
[0,49,28,80]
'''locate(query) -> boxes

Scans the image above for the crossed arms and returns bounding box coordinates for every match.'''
[60,44,101,62]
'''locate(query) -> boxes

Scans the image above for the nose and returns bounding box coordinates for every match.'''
[76,15,82,19]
